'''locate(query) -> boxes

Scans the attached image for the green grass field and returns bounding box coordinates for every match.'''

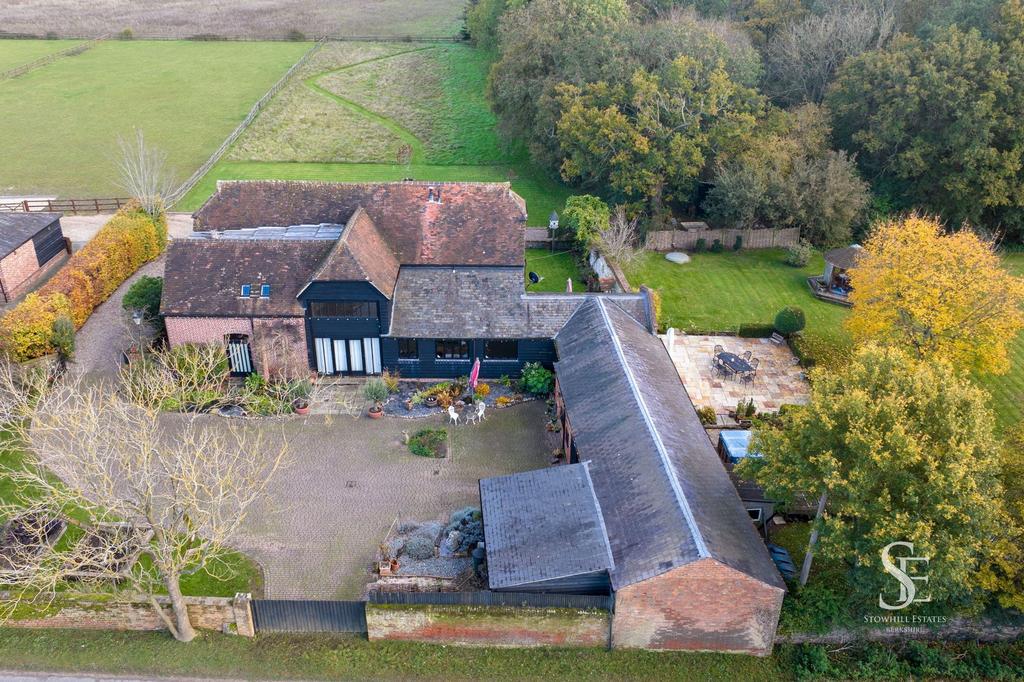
[0,40,83,72]
[625,249,1024,429]
[526,249,585,292]
[0,40,309,197]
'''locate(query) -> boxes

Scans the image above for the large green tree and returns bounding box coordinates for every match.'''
[739,344,1005,608]
[828,1,1024,236]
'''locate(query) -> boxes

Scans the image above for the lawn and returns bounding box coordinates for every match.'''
[0,629,795,681]
[625,248,1024,430]
[526,249,586,292]
[0,40,310,198]
[0,39,82,72]
[178,160,570,228]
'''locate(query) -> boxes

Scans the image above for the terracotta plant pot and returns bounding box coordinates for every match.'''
[368,405,384,419]
[294,405,310,416]
[425,396,438,408]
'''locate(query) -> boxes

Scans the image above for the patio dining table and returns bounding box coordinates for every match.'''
[717,352,753,374]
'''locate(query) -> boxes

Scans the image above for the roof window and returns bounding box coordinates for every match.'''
[240,284,251,297]
[260,283,271,298]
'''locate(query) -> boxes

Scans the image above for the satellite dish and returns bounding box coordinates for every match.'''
[528,271,543,285]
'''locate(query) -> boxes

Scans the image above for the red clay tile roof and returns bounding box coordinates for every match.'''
[161,239,334,317]
[193,181,528,266]
[311,208,400,297]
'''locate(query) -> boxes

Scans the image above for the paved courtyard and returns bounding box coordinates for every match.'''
[661,333,809,415]
[222,400,553,599]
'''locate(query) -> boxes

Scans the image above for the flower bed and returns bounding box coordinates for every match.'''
[382,379,532,418]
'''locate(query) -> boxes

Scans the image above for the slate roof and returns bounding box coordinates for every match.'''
[554,298,784,591]
[0,212,61,259]
[193,181,527,266]
[310,208,400,297]
[387,266,652,338]
[161,239,334,317]
[824,244,863,270]
[480,464,614,590]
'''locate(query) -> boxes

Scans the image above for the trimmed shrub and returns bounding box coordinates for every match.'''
[710,239,724,253]
[738,323,775,338]
[784,240,813,267]
[0,293,72,361]
[696,406,716,425]
[733,235,743,251]
[694,237,707,252]
[0,207,167,361]
[51,315,76,364]
[363,378,389,404]
[122,275,163,321]
[403,535,436,560]
[774,306,806,336]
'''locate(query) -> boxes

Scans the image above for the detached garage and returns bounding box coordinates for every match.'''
[0,212,69,303]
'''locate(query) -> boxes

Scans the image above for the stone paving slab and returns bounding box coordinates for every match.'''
[661,333,809,415]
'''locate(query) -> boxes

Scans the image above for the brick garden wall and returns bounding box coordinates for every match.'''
[4,593,255,637]
[612,558,784,656]
[165,316,311,378]
[0,239,67,302]
[165,316,254,348]
[366,603,610,648]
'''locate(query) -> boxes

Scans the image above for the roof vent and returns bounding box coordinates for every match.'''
[427,186,435,202]
[210,231,222,240]
[427,186,442,204]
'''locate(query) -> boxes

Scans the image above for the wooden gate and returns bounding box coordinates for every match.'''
[251,599,367,633]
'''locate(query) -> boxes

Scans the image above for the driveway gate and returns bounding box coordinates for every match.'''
[251,599,367,633]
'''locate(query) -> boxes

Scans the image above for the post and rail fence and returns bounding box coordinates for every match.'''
[0,197,133,214]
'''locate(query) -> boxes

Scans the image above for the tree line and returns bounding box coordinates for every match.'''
[467,0,1024,244]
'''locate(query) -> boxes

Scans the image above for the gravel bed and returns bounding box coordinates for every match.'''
[382,380,534,418]
[395,556,473,578]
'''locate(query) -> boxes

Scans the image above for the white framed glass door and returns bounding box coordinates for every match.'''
[348,339,364,373]
[314,337,381,375]
[363,337,382,374]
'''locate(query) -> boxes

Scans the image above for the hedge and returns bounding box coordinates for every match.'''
[0,205,167,361]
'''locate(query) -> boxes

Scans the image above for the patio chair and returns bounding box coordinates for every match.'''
[740,358,760,385]
[742,350,752,362]
[447,405,460,425]
[713,344,724,357]
[476,401,487,422]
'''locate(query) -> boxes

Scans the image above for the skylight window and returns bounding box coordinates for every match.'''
[240,284,251,297]
[260,283,271,298]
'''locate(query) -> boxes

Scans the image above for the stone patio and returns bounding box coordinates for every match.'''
[221,400,553,599]
[661,333,809,416]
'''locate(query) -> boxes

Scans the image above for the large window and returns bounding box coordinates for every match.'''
[435,339,469,360]
[309,301,378,318]
[485,339,518,360]
[397,338,419,360]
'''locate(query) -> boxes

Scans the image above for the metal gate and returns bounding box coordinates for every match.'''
[251,599,367,633]
[226,336,253,376]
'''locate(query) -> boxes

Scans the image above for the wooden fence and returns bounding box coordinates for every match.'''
[645,226,800,251]
[0,36,106,81]
[0,197,132,214]
[165,38,326,207]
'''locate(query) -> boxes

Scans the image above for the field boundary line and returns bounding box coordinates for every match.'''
[167,38,326,207]
[0,36,107,82]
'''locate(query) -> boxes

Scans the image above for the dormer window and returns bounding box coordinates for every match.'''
[260,283,271,298]
[240,284,251,297]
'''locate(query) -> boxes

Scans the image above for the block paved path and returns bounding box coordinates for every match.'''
[224,400,553,599]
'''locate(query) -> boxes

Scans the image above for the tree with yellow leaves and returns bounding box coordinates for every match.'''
[846,216,1024,374]
[739,344,1005,608]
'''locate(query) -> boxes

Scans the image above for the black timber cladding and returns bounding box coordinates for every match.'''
[251,599,366,633]
[0,212,62,260]
[480,463,614,594]
[553,298,785,591]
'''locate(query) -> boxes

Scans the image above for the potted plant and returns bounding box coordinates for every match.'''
[292,397,310,415]
[424,394,439,408]
[364,379,389,419]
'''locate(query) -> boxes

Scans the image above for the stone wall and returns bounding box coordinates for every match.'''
[612,558,784,656]
[366,603,610,648]
[4,593,255,636]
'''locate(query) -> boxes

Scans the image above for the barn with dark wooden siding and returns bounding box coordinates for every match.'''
[0,212,69,303]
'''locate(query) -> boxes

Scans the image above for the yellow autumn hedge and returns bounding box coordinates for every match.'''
[0,205,167,361]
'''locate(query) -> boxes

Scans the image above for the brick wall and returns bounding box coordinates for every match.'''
[252,317,310,379]
[165,316,254,348]
[0,239,66,302]
[366,603,610,648]
[612,558,784,655]
[4,593,255,637]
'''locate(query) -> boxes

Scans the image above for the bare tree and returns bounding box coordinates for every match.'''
[765,0,897,105]
[595,206,641,266]
[0,369,287,642]
[116,129,177,218]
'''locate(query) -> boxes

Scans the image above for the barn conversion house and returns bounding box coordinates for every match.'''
[162,181,651,378]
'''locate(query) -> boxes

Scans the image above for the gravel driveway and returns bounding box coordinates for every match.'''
[223,401,553,599]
